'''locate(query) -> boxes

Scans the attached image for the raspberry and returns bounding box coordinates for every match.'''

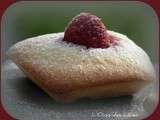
[63,12,114,48]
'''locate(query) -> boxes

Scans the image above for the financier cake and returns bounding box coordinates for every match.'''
[9,13,155,103]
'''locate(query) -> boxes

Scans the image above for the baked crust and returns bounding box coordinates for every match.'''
[9,31,155,103]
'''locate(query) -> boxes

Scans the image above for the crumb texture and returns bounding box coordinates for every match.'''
[9,30,155,98]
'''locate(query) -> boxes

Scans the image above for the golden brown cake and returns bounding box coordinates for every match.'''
[9,13,155,103]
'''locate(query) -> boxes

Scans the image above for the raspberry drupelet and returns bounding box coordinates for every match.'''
[64,12,115,48]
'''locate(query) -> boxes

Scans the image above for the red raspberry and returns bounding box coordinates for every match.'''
[63,12,114,48]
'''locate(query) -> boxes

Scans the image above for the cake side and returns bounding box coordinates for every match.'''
[8,31,155,102]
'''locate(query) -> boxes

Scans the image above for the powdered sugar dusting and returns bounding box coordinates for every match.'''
[9,30,155,83]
